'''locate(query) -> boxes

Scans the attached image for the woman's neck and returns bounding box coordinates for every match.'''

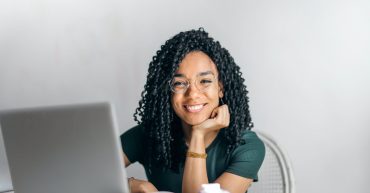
[181,121,219,148]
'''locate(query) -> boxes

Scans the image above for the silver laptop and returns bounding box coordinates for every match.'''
[0,102,129,193]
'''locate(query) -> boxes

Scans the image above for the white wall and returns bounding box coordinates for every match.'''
[1,0,369,193]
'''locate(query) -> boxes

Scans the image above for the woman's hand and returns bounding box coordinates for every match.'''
[192,104,230,136]
[130,178,158,193]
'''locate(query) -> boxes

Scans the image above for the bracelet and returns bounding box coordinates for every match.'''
[128,177,135,193]
[186,151,207,159]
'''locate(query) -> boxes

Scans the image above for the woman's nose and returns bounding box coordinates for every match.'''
[185,82,201,97]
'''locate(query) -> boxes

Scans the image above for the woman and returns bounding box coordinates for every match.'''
[121,28,265,193]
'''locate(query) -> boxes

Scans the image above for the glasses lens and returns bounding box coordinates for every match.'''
[170,78,188,93]
[195,74,215,92]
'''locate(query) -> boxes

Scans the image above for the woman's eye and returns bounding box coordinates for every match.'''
[200,79,213,84]
[173,81,187,87]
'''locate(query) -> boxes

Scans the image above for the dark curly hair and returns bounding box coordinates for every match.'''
[134,28,253,172]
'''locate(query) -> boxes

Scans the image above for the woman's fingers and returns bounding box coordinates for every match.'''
[223,105,230,126]
[210,106,219,118]
[221,105,230,127]
[130,178,158,193]
[214,105,230,128]
[192,105,230,133]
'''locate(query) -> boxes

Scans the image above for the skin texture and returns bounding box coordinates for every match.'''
[123,51,253,193]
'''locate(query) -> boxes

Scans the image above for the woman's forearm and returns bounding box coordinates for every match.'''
[182,132,209,193]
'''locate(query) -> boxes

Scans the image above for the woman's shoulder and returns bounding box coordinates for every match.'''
[121,124,146,136]
[120,124,147,146]
[240,130,262,142]
[225,129,266,181]
[231,130,265,157]
[120,124,147,164]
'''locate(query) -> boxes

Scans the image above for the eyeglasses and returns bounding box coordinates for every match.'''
[169,73,217,94]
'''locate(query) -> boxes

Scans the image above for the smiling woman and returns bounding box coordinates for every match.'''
[170,51,223,126]
[120,28,265,193]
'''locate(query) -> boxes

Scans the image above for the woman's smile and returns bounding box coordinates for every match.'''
[184,103,207,113]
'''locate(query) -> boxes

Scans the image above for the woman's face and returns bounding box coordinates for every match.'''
[170,51,223,127]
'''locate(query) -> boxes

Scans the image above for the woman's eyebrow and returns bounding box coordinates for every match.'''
[173,74,185,77]
[198,71,213,76]
[174,71,213,78]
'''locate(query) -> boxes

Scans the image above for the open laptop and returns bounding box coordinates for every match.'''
[0,102,129,193]
[0,128,13,193]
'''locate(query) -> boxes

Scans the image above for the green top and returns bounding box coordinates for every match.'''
[121,125,265,193]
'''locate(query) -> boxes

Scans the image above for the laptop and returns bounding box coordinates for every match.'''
[0,102,129,193]
[0,129,13,193]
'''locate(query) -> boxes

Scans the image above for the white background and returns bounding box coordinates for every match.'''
[1,0,369,193]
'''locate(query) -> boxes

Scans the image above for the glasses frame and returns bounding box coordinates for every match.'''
[168,73,218,94]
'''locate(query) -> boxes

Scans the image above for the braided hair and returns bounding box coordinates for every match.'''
[133,28,253,172]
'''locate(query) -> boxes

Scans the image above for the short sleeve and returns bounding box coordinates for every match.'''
[120,124,147,164]
[225,131,265,181]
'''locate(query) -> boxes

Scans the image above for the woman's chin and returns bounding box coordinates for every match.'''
[183,117,208,126]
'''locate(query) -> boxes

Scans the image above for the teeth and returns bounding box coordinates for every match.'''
[186,104,203,111]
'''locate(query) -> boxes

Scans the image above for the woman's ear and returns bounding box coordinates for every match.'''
[218,82,224,98]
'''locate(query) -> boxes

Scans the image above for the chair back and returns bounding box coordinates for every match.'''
[248,131,295,193]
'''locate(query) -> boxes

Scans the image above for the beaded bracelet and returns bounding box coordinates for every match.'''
[186,151,207,159]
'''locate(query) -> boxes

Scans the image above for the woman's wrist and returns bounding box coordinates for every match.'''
[190,129,206,138]
[128,177,134,193]
[188,131,206,153]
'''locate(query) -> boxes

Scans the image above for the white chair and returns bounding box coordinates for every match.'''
[248,131,295,193]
